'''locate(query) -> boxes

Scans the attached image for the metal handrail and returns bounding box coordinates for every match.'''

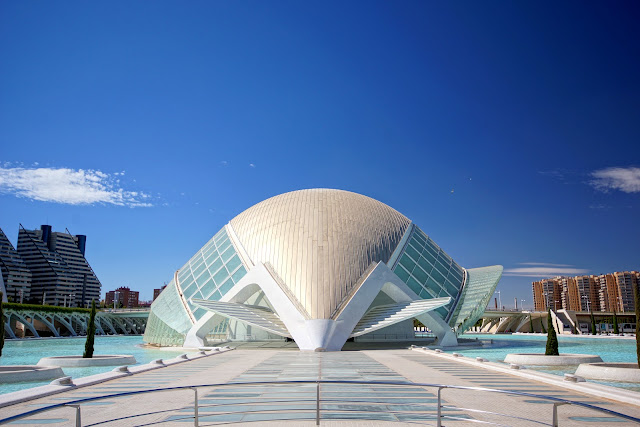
[1,380,638,427]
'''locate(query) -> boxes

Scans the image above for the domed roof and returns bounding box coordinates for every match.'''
[229,189,411,319]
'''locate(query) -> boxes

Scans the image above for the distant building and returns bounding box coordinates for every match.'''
[534,271,638,313]
[153,285,167,301]
[0,227,32,303]
[17,224,101,307]
[561,277,580,311]
[106,286,139,308]
[532,277,562,311]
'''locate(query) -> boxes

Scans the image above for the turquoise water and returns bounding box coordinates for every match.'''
[0,336,186,395]
[457,333,639,391]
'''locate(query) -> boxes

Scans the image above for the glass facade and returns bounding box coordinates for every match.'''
[391,226,465,320]
[143,227,249,345]
[447,265,503,335]
[176,228,247,321]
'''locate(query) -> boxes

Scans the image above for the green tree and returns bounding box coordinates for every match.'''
[529,314,534,333]
[591,310,597,335]
[613,310,619,334]
[545,309,559,356]
[0,292,4,357]
[83,300,97,358]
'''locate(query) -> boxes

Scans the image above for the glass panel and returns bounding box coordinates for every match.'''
[193,308,207,319]
[182,282,198,299]
[207,257,223,275]
[218,278,235,296]
[435,306,449,318]
[398,254,415,272]
[444,279,460,296]
[191,262,207,280]
[180,274,195,290]
[213,267,229,285]
[217,238,231,253]
[425,277,443,295]
[195,270,211,287]
[231,266,247,283]
[220,246,235,262]
[210,290,222,301]
[405,244,420,261]
[412,264,428,283]
[430,267,445,285]
[420,251,435,268]
[420,287,436,299]
[393,265,410,283]
[434,260,449,278]
[200,278,215,298]
[412,232,426,245]
[225,254,242,273]
[437,251,452,266]
[406,276,423,296]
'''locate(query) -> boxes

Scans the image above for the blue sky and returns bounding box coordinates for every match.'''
[1,2,638,307]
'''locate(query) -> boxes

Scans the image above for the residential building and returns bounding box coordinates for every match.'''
[153,285,167,301]
[598,274,619,312]
[532,277,562,311]
[106,286,139,308]
[17,224,101,307]
[0,227,32,303]
[575,275,600,312]
[561,277,580,311]
[613,271,637,312]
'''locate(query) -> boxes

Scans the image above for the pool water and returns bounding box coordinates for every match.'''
[456,333,640,392]
[0,336,186,395]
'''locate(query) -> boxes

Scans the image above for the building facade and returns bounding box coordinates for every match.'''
[105,286,140,308]
[144,189,502,351]
[534,271,639,313]
[0,227,32,303]
[17,225,101,307]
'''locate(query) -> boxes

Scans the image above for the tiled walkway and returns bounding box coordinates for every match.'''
[2,349,639,426]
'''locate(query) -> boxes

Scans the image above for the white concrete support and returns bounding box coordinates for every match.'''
[187,261,454,351]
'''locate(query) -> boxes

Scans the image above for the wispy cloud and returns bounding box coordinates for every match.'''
[503,262,589,278]
[249,163,255,168]
[590,167,640,193]
[0,166,152,207]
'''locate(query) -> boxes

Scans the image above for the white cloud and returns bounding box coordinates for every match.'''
[249,163,255,168]
[0,166,152,207]
[503,263,589,278]
[590,167,640,193]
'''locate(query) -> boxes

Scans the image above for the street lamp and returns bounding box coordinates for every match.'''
[521,299,526,311]
[581,295,590,312]
[114,291,120,310]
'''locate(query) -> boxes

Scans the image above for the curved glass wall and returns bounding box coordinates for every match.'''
[391,226,465,319]
[447,265,503,334]
[144,227,250,346]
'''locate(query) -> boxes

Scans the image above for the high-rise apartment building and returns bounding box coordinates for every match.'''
[0,227,32,303]
[17,225,101,307]
[598,274,620,312]
[575,275,600,312]
[561,277,581,311]
[613,271,637,312]
[532,277,562,311]
[106,286,139,308]
[534,271,638,313]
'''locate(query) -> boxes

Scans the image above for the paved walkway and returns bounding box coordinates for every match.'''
[2,349,639,426]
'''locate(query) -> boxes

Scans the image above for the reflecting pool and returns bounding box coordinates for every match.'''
[456,333,639,392]
[0,336,185,395]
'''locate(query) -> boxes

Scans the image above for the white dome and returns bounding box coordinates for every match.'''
[229,189,411,319]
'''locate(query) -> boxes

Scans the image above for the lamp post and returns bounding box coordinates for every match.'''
[521,299,526,311]
[582,295,590,312]
[68,294,74,308]
[114,291,120,310]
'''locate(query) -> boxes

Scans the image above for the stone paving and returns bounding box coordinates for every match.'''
[1,348,639,426]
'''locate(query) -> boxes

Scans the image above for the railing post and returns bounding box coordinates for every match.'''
[193,387,199,427]
[66,404,81,427]
[437,387,443,427]
[552,402,568,427]
[316,381,320,426]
